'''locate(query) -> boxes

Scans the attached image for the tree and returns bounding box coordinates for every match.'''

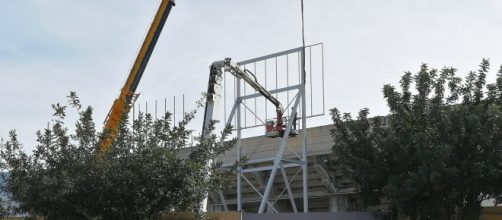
[331,59,502,220]
[0,93,234,219]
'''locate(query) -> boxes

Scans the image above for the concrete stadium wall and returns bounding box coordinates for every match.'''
[177,125,334,165]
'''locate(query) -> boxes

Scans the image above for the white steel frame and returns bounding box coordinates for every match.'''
[218,44,323,213]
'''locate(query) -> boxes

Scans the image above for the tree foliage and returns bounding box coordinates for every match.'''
[0,93,234,219]
[331,59,502,219]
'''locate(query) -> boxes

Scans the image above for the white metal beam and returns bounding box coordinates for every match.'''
[241,174,278,213]
[236,78,242,211]
[258,89,303,213]
[280,163,298,212]
[218,191,229,211]
[242,163,301,173]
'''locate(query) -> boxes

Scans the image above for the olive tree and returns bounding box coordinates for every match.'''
[331,60,502,219]
[0,93,234,220]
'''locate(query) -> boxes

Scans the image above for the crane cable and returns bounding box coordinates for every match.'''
[301,0,306,50]
[279,0,306,121]
[300,0,306,86]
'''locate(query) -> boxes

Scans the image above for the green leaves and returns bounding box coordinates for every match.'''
[331,60,502,219]
[1,93,232,219]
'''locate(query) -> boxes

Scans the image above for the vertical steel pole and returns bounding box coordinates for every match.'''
[286,55,290,117]
[309,47,313,115]
[322,44,326,115]
[300,0,308,210]
[236,78,242,211]
[301,45,309,213]
[264,61,268,121]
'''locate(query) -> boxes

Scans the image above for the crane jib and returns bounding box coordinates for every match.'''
[129,0,175,93]
[100,0,175,153]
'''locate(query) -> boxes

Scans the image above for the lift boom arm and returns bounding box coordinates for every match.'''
[101,0,175,153]
[223,59,283,113]
[202,58,284,136]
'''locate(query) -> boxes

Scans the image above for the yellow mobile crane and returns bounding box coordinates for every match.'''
[101,0,175,153]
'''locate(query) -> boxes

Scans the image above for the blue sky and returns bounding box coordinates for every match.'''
[1,0,502,151]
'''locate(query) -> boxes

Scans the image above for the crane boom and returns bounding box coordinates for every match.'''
[101,0,175,153]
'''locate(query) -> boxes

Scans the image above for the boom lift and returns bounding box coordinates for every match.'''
[202,58,297,138]
[100,0,175,153]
